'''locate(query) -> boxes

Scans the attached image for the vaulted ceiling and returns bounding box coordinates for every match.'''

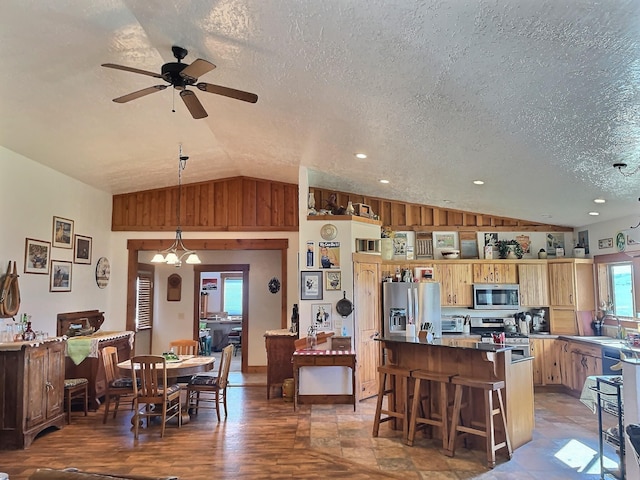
[3,1,640,228]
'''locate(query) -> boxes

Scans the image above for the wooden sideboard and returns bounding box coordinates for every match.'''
[0,339,66,449]
[264,331,297,399]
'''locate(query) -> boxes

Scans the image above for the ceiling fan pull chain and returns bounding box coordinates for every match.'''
[172,88,176,113]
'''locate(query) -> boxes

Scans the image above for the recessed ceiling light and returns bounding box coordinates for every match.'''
[593,198,606,204]
[473,180,484,185]
[540,214,552,218]
[355,153,367,159]
[588,211,600,216]
[379,179,389,184]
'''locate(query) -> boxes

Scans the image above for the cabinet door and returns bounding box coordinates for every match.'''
[530,339,544,386]
[543,338,562,384]
[518,264,549,307]
[25,347,47,429]
[559,340,572,388]
[549,263,575,306]
[494,264,518,284]
[46,343,64,419]
[473,264,494,283]
[550,308,578,335]
[435,264,454,305]
[450,263,473,306]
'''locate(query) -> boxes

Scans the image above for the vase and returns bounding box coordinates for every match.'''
[381,238,393,260]
[346,201,355,215]
[308,192,316,210]
[506,245,518,259]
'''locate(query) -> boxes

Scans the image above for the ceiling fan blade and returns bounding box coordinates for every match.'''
[180,90,208,119]
[113,85,167,103]
[180,59,216,82]
[196,82,258,103]
[101,63,163,79]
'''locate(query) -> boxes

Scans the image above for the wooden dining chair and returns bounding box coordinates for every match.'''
[101,346,136,424]
[187,344,233,421]
[131,355,182,439]
[169,339,199,356]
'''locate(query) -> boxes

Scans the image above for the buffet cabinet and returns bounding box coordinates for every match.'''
[265,332,297,399]
[0,339,65,449]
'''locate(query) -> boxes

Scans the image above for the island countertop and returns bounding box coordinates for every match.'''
[376,334,534,450]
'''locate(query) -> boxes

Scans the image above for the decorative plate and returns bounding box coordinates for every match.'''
[268,277,281,294]
[320,224,337,240]
[95,257,110,289]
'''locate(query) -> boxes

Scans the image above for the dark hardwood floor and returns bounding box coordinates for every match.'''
[0,383,619,479]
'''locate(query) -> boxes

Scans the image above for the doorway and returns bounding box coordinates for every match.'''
[195,264,248,372]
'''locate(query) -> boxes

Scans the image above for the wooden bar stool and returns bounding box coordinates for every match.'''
[372,364,412,441]
[63,378,88,424]
[406,370,455,449]
[445,376,512,468]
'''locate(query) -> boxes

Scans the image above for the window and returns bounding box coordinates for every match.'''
[608,263,634,317]
[136,269,154,330]
[222,274,243,316]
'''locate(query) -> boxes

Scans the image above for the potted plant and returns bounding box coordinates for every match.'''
[497,240,524,259]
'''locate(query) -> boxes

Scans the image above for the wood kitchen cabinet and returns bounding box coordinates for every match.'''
[558,340,573,388]
[570,343,602,393]
[548,259,595,335]
[472,263,517,284]
[530,337,561,386]
[518,263,549,307]
[0,339,65,449]
[435,263,472,306]
[264,332,297,399]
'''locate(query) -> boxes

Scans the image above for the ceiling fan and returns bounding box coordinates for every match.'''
[102,46,258,119]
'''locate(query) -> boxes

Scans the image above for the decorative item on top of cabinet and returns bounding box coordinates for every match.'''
[415,232,433,259]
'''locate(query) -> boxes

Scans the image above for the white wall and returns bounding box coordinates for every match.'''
[0,146,299,367]
[0,146,113,336]
[576,214,640,257]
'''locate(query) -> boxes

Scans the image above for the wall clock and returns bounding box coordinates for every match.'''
[95,257,110,289]
[268,277,281,294]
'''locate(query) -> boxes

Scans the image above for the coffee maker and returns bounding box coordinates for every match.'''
[530,308,548,333]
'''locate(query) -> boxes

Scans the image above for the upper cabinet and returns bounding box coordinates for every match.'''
[436,263,473,306]
[548,260,595,310]
[518,263,549,307]
[473,263,517,284]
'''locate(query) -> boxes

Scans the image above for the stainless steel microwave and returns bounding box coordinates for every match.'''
[473,284,520,310]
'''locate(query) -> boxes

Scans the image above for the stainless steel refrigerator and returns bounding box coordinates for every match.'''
[382,282,442,338]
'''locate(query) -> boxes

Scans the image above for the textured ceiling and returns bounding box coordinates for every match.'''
[3,0,640,228]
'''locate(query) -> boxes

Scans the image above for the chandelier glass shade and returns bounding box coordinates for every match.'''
[151,145,201,267]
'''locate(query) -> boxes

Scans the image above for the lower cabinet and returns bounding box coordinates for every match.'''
[0,340,65,449]
[264,333,297,399]
[557,339,602,393]
[530,338,562,386]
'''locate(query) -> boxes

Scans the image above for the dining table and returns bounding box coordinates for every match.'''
[117,355,216,425]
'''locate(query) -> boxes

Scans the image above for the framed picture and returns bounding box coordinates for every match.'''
[24,238,51,274]
[52,216,74,249]
[599,238,613,249]
[318,241,340,269]
[73,234,92,264]
[311,303,333,330]
[393,233,407,258]
[301,271,323,300]
[325,270,341,291]
[546,233,564,256]
[50,260,72,292]
[460,231,479,259]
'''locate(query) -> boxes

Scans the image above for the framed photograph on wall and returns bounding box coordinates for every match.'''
[50,260,72,292]
[73,234,92,264]
[52,216,74,248]
[311,303,332,330]
[301,271,323,300]
[325,270,341,291]
[24,238,51,274]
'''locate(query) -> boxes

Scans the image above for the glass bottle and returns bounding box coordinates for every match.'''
[23,321,36,341]
[290,304,299,335]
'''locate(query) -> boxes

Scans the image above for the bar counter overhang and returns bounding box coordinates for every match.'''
[375,335,535,450]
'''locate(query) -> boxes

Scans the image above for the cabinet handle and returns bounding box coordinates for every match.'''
[453,295,457,304]
[570,294,574,304]
[45,381,53,391]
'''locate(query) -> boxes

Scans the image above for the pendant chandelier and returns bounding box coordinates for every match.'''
[151,145,201,266]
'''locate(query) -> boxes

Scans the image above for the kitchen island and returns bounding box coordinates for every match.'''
[376,335,534,450]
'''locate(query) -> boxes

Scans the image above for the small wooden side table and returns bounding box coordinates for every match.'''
[292,349,357,411]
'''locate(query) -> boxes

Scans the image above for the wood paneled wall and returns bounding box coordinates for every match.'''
[310,187,572,232]
[111,176,571,233]
[112,177,299,231]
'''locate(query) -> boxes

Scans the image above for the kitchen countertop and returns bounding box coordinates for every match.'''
[378,335,514,353]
